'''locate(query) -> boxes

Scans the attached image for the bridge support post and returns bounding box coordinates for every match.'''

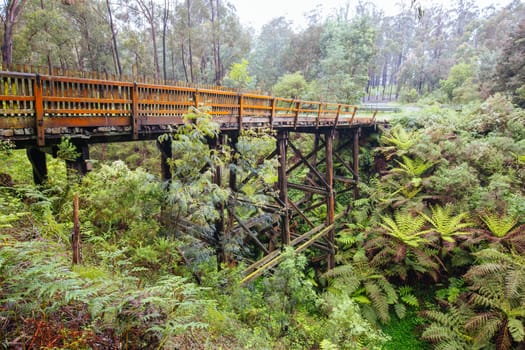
[26,147,48,185]
[353,128,360,199]
[325,130,335,269]
[228,133,238,192]
[208,135,226,268]
[277,130,290,246]
[65,142,90,180]
[157,137,172,182]
[225,133,239,265]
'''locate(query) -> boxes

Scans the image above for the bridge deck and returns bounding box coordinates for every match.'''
[0,71,374,147]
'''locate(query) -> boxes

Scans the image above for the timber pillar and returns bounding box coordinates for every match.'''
[65,142,91,180]
[157,136,173,182]
[208,134,227,268]
[353,128,360,199]
[325,130,335,269]
[26,147,48,185]
[277,130,290,246]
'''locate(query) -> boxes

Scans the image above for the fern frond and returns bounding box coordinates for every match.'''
[364,281,390,323]
[434,340,469,350]
[392,155,434,177]
[465,263,506,279]
[380,125,419,151]
[473,248,514,264]
[508,317,525,342]
[394,302,406,319]
[470,293,500,309]
[422,310,459,328]
[464,311,496,332]
[421,204,473,242]
[377,278,398,304]
[473,317,502,346]
[421,324,456,342]
[481,213,519,238]
[401,294,420,308]
[505,269,525,300]
[379,211,429,247]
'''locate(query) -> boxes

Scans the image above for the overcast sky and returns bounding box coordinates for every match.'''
[230,0,511,31]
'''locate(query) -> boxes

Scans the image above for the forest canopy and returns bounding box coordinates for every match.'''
[0,0,524,104]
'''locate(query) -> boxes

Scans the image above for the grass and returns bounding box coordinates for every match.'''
[382,311,431,350]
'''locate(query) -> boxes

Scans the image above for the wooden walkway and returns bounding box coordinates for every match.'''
[0,70,374,147]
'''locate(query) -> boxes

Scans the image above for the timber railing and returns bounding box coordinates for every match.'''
[0,70,373,147]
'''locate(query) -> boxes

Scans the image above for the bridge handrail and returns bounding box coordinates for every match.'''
[0,70,369,146]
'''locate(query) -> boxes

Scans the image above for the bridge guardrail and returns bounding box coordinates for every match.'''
[0,71,375,147]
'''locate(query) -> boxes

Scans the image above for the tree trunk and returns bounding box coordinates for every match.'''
[136,0,160,81]
[162,0,169,83]
[1,0,26,68]
[216,0,222,85]
[106,0,122,77]
[39,0,53,72]
[381,60,388,101]
[150,19,160,81]
[210,0,222,85]
[181,41,189,82]
[186,0,194,82]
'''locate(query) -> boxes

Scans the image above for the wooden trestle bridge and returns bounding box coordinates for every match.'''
[0,69,380,282]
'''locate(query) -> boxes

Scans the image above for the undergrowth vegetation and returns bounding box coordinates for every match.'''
[1,96,524,349]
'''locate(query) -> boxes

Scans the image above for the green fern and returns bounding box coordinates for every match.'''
[463,248,525,349]
[391,155,435,178]
[421,205,473,243]
[325,257,399,324]
[508,318,525,342]
[421,306,473,349]
[480,213,519,238]
[511,152,525,166]
[380,125,419,152]
[399,286,419,308]
[379,211,430,248]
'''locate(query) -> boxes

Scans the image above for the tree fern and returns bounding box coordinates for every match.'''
[462,248,525,349]
[480,213,519,238]
[366,214,442,280]
[421,204,473,243]
[421,306,473,349]
[379,125,419,158]
[324,257,399,324]
[380,211,430,247]
[391,155,435,178]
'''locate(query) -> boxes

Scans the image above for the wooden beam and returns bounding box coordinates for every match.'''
[325,129,335,269]
[293,101,301,129]
[277,131,290,245]
[157,136,172,182]
[72,193,81,265]
[288,139,330,189]
[353,128,360,199]
[288,182,328,195]
[286,137,325,175]
[270,98,276,131]
[233,213,269,254]
[288,199,316,228]
[334,151,357,178]
[238,94,244,132]
[33,76,45,146]
[131,82,139,140]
